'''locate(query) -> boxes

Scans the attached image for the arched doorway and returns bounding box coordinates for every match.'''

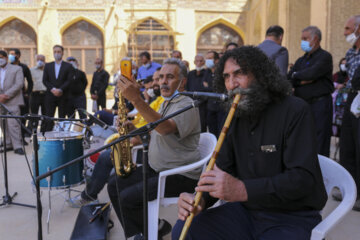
[62,20,104,76]
[0,18,37,67]
[197,23,243,55]
[128,18,175,65]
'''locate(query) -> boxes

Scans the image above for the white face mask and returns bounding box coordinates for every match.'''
[37,60,45,68]
[195,65,206,71]
[0,58,7,67]
[346,25,359,45]
[147,88,155,98]
[340,64,347,72]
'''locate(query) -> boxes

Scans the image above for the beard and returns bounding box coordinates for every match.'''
[226,82,272,119]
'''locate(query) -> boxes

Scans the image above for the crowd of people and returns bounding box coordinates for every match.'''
[1,13,360,240]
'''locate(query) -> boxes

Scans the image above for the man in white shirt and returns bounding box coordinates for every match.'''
[30,54,47,131]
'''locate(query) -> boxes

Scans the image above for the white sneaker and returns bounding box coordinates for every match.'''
[68,194,99,208]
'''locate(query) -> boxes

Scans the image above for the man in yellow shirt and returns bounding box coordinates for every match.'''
[133,67,164,128]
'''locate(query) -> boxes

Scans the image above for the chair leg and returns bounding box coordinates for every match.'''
[148,200,159,240]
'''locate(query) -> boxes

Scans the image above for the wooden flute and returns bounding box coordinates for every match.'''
[179,93,241,240]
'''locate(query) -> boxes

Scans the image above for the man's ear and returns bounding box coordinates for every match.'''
[179,78,187,92]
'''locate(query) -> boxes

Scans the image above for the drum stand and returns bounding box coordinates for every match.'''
[44,171,83,234]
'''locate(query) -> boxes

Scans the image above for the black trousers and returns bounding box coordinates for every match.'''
[308,95,333,157]
[66,94,87,119]
[20,95,30,136]
[107,162,198,237]
[172,202,321,240]
[207,109,225,138]
[340,92,360,196]
[198,102,207,132]
[97,95,106,110]
[30,91,46,131]
[43,92,67,131]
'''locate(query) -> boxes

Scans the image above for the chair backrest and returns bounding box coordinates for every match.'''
[198,132,217,169]
[317,155,356,199]
[311,155,357,240]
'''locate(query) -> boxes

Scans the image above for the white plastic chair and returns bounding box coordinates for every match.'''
[146,132,217,240]
[311,155,357,240]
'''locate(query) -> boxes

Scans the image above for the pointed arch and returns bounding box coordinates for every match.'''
[61,18,104,75]
[60,16,104,35]
[196,18,244,54]
[128,16,174,33]
[0,17,37,66]
[0,16,37,34]
[127,17,175,64]
[196,18,245,42]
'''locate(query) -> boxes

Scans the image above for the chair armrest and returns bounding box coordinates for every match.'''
[156,158,209,201]
[311,198,355,239]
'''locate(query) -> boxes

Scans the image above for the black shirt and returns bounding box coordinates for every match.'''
[90,69,109,97]
[69,69,87,97]
[186,69,209,92]
[288,47,334,101]
[14,62,33,95]
[203,96,328,212]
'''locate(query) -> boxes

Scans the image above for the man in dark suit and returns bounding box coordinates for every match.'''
[258,25,289,76]
[66,56,87,119]
[42,45,73,131]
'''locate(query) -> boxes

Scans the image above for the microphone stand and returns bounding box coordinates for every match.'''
[0,113,85,240]
[35,100,201,240]
[0,104,35,209]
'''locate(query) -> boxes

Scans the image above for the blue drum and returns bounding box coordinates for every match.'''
[35,131,84,188]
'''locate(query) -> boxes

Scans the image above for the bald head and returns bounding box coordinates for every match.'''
[36,54,45,62]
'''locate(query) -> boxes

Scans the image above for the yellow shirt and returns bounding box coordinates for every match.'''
[133,96,164,128]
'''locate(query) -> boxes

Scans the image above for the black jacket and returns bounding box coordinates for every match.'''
[203,96,328,212]
[42,61,74,93]
[69,69,87,97]
[288,47,334,101]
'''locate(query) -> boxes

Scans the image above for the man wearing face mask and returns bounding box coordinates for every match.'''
[335,15,360,210]
[136,51,162,82]
[9,48,33,139]
[186,54,210,132]
[29,54,46,131]
[90,58,109,111]
[0,50,25,155]
[205,50,225,138]
[66,57,87,119]
[42,45,74,131]
[288,26,334,157]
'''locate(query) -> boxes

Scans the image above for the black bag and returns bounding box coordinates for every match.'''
[70,203,114,240]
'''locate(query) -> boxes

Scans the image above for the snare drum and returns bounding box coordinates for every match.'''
[35,131,84,188]
[69,122,87,134]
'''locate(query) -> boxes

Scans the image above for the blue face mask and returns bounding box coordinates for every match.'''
[205,59,215,69]
[301,40,312,52]
[9,54,16,63]
[162,90,179,101]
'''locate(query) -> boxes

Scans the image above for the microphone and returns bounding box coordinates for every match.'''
[77,108,109,130]
[179,92,229,102]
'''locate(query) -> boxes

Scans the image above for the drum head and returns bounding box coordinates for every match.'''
[38,131,83,141]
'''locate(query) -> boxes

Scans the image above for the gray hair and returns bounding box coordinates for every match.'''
[195,53,204,59]
[163,58,188,80]
[302,26,322,41]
